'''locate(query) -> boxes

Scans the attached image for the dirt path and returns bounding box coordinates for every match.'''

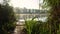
[14,25,24,34]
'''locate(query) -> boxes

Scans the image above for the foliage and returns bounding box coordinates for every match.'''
[25,19,37,34]
[0,3,16,34]
[43,0,60,34]
[25,18,51,34]
[43,0,60,7]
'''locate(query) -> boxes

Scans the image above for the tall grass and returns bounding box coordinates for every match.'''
[25,19,36,34]
[25,18,50,34]
[24,17,60,34]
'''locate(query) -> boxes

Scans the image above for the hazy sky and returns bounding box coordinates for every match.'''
[10,0,40,9]
[0,0,43,9]
[0,0,3,4]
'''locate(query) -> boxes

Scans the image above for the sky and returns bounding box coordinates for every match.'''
[0,0,43,9]
[9,0,39,9]
[0,0,3,4]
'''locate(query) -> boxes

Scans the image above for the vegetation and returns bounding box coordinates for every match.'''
[0,0,16,34]
[24,18,50,34]
[25,19,36,34]
[44,0,60,34]
[24,17,60,34]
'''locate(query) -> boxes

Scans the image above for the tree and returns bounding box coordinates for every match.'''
[0,1,16,34]
[44,0,60,34]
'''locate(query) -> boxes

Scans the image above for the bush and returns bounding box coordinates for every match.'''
[0,4,16,34]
